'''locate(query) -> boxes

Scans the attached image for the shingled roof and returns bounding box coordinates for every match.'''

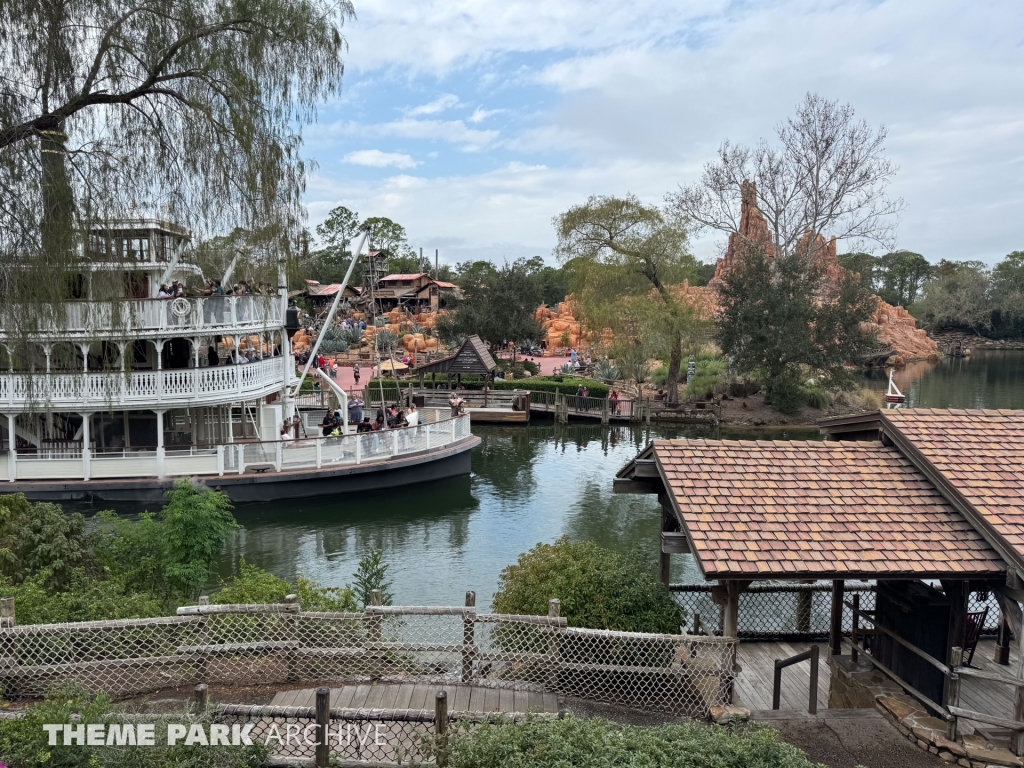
[821,409,1024,573]
[630,438,1004,580]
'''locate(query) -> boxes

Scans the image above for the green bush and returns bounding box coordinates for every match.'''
[651,365,669,386]
[212,559,358,612]
[493,537,681,634]
[0,685,269,768]
[686,357,728,399]
[0,571,162,624]
[0,493,95,590]
[92,480,238,607]
[431,715,825,768]
[493,376,609,398]
[803,385,831,410]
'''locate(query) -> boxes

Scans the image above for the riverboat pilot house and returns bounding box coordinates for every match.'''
[618,409,1024,762]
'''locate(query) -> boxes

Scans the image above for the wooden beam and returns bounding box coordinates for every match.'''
[661,532,690,555]
[632,459,659,478]
[829,580,845,656]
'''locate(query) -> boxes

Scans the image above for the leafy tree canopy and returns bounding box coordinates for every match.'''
[717,246,877,412]
[493,537,681,634]
[437,259,543,347]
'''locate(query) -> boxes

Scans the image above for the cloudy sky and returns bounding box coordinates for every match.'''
[302,0,1023,269]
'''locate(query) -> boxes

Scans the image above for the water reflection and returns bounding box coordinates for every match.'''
[862,350,1024,409]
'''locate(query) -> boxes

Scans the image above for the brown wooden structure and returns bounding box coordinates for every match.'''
[409,335,496,388]
[617,408,1024,755]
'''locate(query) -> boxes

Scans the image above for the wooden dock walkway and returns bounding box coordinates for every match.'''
[271,682,560,714]
[735,641,831,712]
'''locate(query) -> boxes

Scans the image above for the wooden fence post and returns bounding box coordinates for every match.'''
[0,597,14,628]
[851,593,860,663]
[284,593,300,682]
[795,584,812,634]
[193,683,208,711]
[829,581,845,656]
[462,591,476,683]
[546,599,561,691]
[316,686,331,767]
[946,647,962,741]
[435,690,449,768]
[197,595,209,682]
[367,589,383,643]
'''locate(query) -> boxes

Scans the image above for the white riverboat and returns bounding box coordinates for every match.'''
[0,220,477,502]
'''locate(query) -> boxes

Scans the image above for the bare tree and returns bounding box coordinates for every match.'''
[666,93,903,263]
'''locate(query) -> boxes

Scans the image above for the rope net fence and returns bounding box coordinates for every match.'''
[0,596,736,719]
[669,582,1001,639]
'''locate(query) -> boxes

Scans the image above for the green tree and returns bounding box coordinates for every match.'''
[453,259,500,290]
[439,259,543,348]
[94,480,238,606]
[0,0,353,339]
[351,547,394,607]
[0,493,94,590]
[837,252,877,289]
[363,216,410,256]
[312,205,364,283]
[876,250,933,307]
[992,251,1024,337]
[554,195,701,404]
[914,260,993,335]
[493,537,681,634]
[717,246,877,412]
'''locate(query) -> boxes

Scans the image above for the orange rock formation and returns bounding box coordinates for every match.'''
[864,301,939,363]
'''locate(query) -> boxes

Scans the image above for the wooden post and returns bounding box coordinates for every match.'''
[462,591,476,683]
[829,580,845,656]
[795,583,812,634]
[946,647,962,741]
[367,588,383,645]
[808,645,820,715]
[316,686,331,767]
[659,549,670,587]
[193,683,209,711]
[1013,609,1024,755]
[0,597,14,628]
[284,593,299,681]
[197,595,210,681]
[997,611,1012,666]
[851,593,860,663]
[942,580,968,704]
[546,598,561,691]
[434,690,449,768]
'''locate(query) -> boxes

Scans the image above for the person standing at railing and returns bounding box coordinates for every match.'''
[610,389,619,414]
[353,363,361,385]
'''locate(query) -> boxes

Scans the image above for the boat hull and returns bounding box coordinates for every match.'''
[3,436,479,504]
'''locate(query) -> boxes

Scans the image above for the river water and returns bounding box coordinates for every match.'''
[219,350,1023,610]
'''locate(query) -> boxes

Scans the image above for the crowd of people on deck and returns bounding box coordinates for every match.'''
[318,402,419,437]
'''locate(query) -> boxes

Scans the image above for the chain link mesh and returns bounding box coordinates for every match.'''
[669,583,1000,639]
[0,602,736,718]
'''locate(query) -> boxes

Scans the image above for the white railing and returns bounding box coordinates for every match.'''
[1,411,471,482]
[0,295,283,339]
[0,357,286,409]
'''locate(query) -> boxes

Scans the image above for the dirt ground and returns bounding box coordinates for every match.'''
[715,391,868,430]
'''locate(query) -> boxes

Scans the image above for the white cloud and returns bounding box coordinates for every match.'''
[309,0,1024,265]
[468,107,504,124]
[342,149,420,169]
[407,94,461,116]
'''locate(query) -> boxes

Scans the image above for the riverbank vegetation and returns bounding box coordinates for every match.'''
[492,537,681,634]
[0,483,393,625]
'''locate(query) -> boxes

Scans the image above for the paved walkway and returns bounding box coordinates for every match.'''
[272,682,559,714]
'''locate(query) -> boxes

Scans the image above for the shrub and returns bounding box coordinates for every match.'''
[212,559,358,612]
[430,715,825,768]
[93,480,238,607]
[340,326,364,345]
[493,376,609,398]
[651,364,669,386]
[319,337,349,354]
[0,571,162,624]
[803,385,831,409]
[857,387,884,409]
[686,357,728,399]
[594,359,621,382]
[493,537,681,634]
[0,685,270,768]
[351,547,394,607]
[0,493,94,590]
